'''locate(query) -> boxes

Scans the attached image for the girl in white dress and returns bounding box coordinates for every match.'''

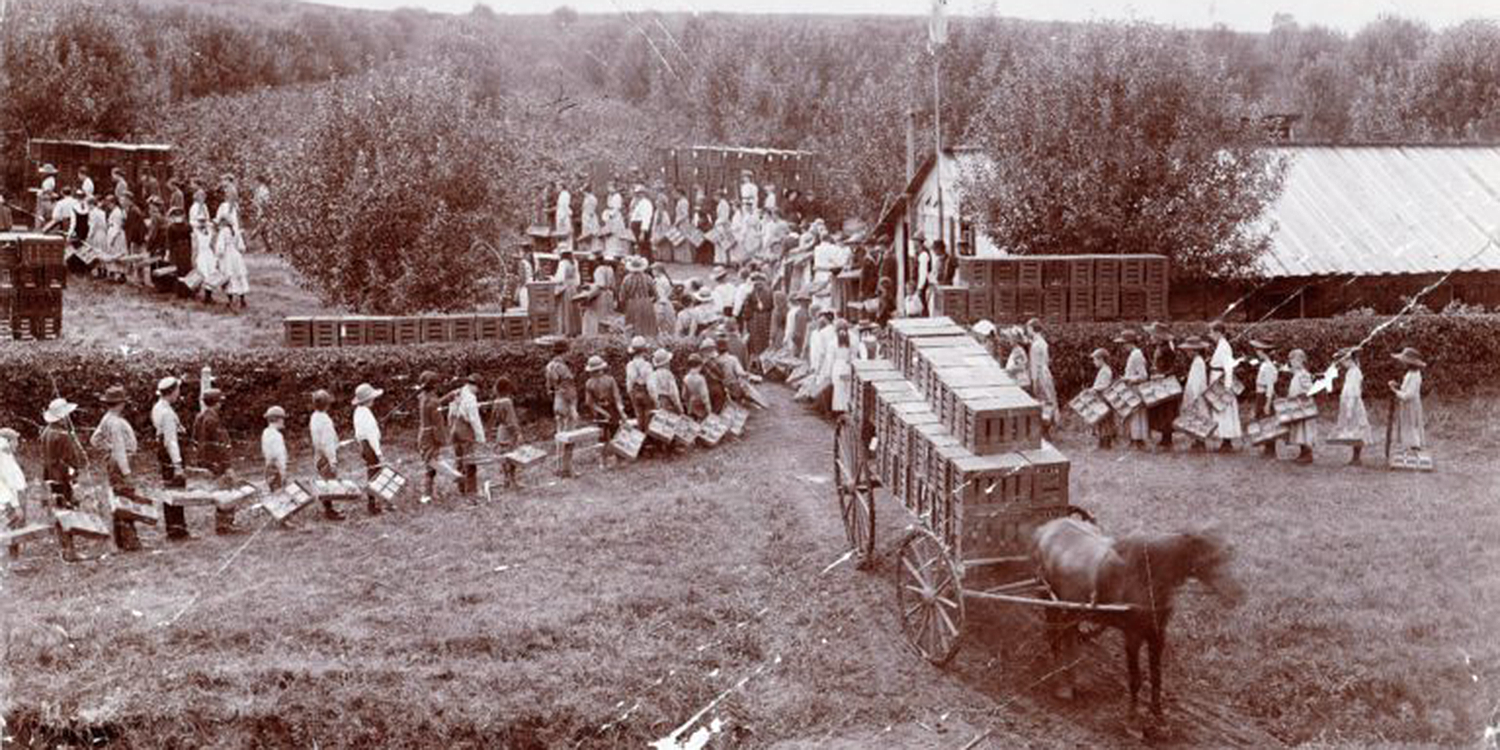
[217,216,250,308]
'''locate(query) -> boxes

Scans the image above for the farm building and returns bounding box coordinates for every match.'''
[876,144,1500,320]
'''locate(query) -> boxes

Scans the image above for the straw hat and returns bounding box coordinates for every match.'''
[691,289,714,304]
[1287,348,1308,366]
[624,256,649,273]
[156,376,180,394]
[629,335,649,353]
[99,385,129,405]
[1177,335,1211,351]
[1391,347,1426,368]
[585,355,608,373]
[709,266,728,282]
[652,348,673,368]
[38,163,58,175]
[971,319,997,337]
[699,336,718,351]
[1112,330,1140,345]
[1248,338,1275,351]
[687,353,704,368]
[264,406,287,421]
[351,383,384,406]
[44,398,77,424]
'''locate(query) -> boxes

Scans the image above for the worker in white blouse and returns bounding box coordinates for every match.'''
[352,383,391,515]
[151,376,191,540]
[308,389,346,521]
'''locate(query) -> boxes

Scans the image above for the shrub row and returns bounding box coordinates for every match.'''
[1027,314,1500,401]
[0,336,706,439]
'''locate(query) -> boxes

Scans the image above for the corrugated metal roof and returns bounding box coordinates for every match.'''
[1260,145,1500,277]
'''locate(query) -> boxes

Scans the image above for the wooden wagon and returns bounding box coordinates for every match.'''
[834,317,1127,665]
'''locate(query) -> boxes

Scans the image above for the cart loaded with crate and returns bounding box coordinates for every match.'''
[835,317,1128,666]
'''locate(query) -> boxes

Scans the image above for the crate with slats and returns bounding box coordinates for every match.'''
[476,313,505,341]
[956,385,1043,456]
[904,334,980,383]
[1389,449,1435,472]
[932,285,969,323]
[991,260,1018,286]
[367,467,408,503]
[1068,388,1111,425]
[367,317,395,345]
[284,316,313,347]
[993,287,1018,319]
[1121,257,1149,287]
[339,316,372,347]
[1245,416,1288,446]
[1137,375,1183,406]
[1016,259,1043,287]
[1094,258,1120,287]
[1043,288,1067,322]
[1121,287,1148,319]
[958,258,990,287]
[1095,286,1120,320]
[420,316,451,344]
[1069,258,1095,287]
[448,315,478,342]
[393,317,421,345]
[530,312,554,338]
[1021,441,1070,505]
[311,318,340,348]
[914,348,979,401]
[949,452,1033,507]
[1018,287,1042,317]
[1041,259,1070,288]
[887,318,966,371]
[1101,379,1143,417]
[1146,287,1168,319]
[1273,395,1318,424]
[960,505,1075,564]
[1068,287,1093,322]
[967,287,992,323]
[501,310,530,340]
[1145,257,1168,287]
[9,314,62,341]
[526,281,557,315]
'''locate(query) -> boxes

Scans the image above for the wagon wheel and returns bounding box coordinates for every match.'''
[833,417,876,568]
[895,527,965,666]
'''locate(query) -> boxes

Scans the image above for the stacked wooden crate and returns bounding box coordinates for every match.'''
[0,233,66,340]
[660,147,821,195]
[850,317,1071,565]
[284,311,533,348]
[945,254,1169,326]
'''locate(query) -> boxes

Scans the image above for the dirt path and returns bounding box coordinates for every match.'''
[739,385,1283,748]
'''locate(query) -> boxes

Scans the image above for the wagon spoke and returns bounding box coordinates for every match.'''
[935,602,960,637]
[934,594,959,610]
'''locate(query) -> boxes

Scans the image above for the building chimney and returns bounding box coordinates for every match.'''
[906,108,918,184]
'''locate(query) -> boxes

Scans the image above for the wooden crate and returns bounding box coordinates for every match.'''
[309,479,365,500]
[1172,410,1216,440]
[475,313,505,341]
[9,314,62,341]
[1095,287,1120,320]
[311,318,340,348]
[420,316,452,344]
[699,415,729,446]
[1041,259,1070,287]
[1145,257,1169,287]
[647,411,680,442]
[501,310,530,340]
[1146,287,1168,320]
[284,317,313,347]
[1101,379,1143,417]
[612,425,646,459]
[367,467,408,503]
[55,509,111,539]
[1068,388,1111,425]
[393,316,422,345]
[957,386,1043,456]
[339,316,372,347]
[1094,258,1120,287]
[1273,395,1318,424]
[1121,287,1148,319]
[109,491,159,525]
[1138,375,1183,406]
[967,288,993,323]
[952,452,1033,507]
[1069,258,1095,287]
[993,287,1018,319]
[1021,441,1070,505]
[1016,259,1043,287]
[1121,257,1148,287]
[449,314,478,342]
[367,317,395,346]
[1042,288,1067,323]
[1017,287,1042,317]
[530,312,554,338]
[1389,449,1435,472]
[1203,378,1235,413]
[20,235,65,266]
[1245,416,1288,446]
[992,260,1018,286]
[932,285,969,323]
[959,504,1075,562]
[1068,286,1093,322]
[527,281,557,315]
[958,258,990,287]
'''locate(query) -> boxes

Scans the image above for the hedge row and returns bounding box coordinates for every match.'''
[1025,314,1500,401]
[0,336,707,439]
[0,314,1495,439]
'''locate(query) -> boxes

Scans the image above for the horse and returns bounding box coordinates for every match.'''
[1030,516,1245,722]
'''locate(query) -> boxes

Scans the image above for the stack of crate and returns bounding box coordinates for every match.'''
[849,317,1071,564]
[943,254,1169,326]
[660,147,821,196]
[284,311,533,348]
[0,233,66,340]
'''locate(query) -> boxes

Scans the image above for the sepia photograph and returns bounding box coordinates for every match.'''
[1,0,1498,747]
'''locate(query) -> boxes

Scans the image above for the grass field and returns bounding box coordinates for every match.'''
[4,386,1498,748]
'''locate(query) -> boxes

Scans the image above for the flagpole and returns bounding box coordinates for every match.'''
[933,44,944,252]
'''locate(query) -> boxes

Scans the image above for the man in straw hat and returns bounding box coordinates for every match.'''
[353,383,392,514]
[582,356,627,441]
[1144,322,1179,451]
[1114,330,1151,450]
[623,336,656,432]
[698,337,730,413]
[648,347,683,416]
[1250,338,1280,458]
[448,375,487,498]
[1332,347,1372,466]
[629,184,655,259]
[39,398,85,561]
[193,387,241,534]
[152,376,191,539]
[90,385,146,551]
[261,406,289,493]
[1206,321,1244,452]
[308,389,347,521]
[1388,347,1427,454]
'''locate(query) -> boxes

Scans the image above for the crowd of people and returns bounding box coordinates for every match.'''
[19,163,266,307]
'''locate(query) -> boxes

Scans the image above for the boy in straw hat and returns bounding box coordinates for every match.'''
[90,385,146,551]
[353,383,392,513]
[624,336,656,432]
[448,375,487,497]
[1251,338,1280,458]
[1285,349,1318,464]
[308,389,347,521]
[648,348,683,415]
[1332,347,1371,466]
[261,406,288,493]
[151,376,190,539]
[546,339,581,434]
[40,397,84,561]
[1088,348,1117,449]
[582,356,627,447]
[699,337,730,413]
[193,388,241,534]
[1,427,27,559]
[1388,347,1427,453]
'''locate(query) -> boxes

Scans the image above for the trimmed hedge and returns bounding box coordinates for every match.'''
[0,336,706,439]
[1029,314,1500,401]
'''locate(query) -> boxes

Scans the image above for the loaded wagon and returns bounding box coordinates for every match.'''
[833,317,1127,665]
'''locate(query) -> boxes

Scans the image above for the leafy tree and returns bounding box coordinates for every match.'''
[258,67,524,313]
[1407,20,1500,140]
[964,22,1289,280]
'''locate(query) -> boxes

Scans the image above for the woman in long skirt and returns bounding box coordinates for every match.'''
[1177,335,1213,451]
[1333,347,1371,465]
[217,216,250,308]
[1003,328,1032,392]
[618,257,656,337]
[580,186,601,254]
[1285,349,1317,464]
[1027,318,1059,435]
[1118,330,1150,449]
[742,272,775,366]
[1089,348,1117,449]
[1388,347,1426,452]
[1208,322,1243,452]
[652,264,677,337]
[552,249,581,337]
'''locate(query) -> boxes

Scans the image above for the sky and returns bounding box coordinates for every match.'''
[311,0,1496,32]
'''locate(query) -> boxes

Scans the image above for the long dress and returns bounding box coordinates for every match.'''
[1392,370,1425,450]
[1334,363,1372,445]
[619,270,656,337]
[192,227,225,289]
[218,225,249,295]
[1209,336,1244,440]
[1123,347,1150,441]
[580,192,601,253]
[653,278,677,337]
[552,258,581,337]
[1029,335,1059,424]
[1006,346,1032,391]
[743,286,775,361]
[581,288,614,337]
[554,190,573,245]
[829,341,855,413]
[1181,355,1211,425]
[1286,368,1318,447]
[1092,364,1117,441]
[769,292,788,352]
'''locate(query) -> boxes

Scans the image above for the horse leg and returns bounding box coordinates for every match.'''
[1148,630,1165,720]
[1124,629,1142,718]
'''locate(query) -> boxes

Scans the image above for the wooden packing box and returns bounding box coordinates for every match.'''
[991,260,1018,286]
[1069,258,1095,287]
[367,467,408,503]
[504,444,549,469]
[339,316,372,347]
[967,287,993,324]
[647,411,680,442]
[1137,375,1183,406]
[1021,441,1070,505]
[1016,259,1044,288]
[940,382,1012,438]
[1145,257,1169,287]
[1389,449,1435,472]
[910,422,949,492]
[1173,410,1216,440]
[448,314,478,342]
[0,523,52,547]
[960,504,1075,563]
[1041,259,1070,287]
[1094,258,1121,287]
[530,312,554,338]
[1042,288,1067,323]
[1069,388,1111,425]
[726,404,750,436]
[1273,395,1318,424]
[55,509,112,539]
[951,452,1033,507]
[19,234,66,266]
[161,484,257,511]
[1101,379,1143,417]
[611,425,646,459]
[110,491,159,525]
[475,313,506,341]
[309,479,365,500]
[699,414,729,446]
[1018,287,1043,317]
[958,258,990,287]
[501,310,530,340]
[365,317,394,346]
[1244,416,1288,446]
[868,380,922,436]
[1324,430,1367,446]
[284,317,313,348]
[932,285,969,323]
[9,314,62,341]
[1095,287,1120,320]
[1068,286,1093,322]
[311,318,340,348]
[263,483,317,521]
[1121,287,1148,319]
[1121,257,1148,287]
[674,418,700,447]
[958,387,1043,456]
[393,316,422,345]
[916,350,980,400]
[906,335,983,379]
[556,425,602,447]
[1203,378,1235,413]
[991,287,1017,319]
[420,316,452,344]
[526,281,557,315]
